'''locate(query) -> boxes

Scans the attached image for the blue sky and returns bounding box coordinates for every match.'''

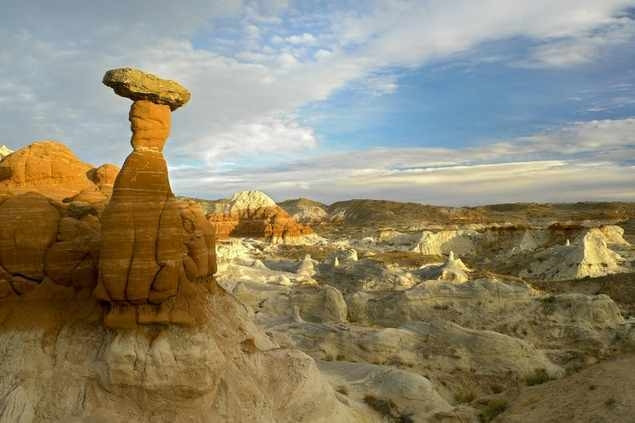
[1,1,634,204]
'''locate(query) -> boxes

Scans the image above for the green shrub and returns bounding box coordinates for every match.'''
[478,399,508,422]
[525,368,554,386]
[454,390,476,404]
[363,395,414,423]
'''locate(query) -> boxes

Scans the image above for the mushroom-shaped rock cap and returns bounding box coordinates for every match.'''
[103,67,191,110]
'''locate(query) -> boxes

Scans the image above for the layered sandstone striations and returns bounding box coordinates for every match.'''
[0,192,100,299]
[96,68,216,328]
[208,191,314,243]
[0,141,118,201]
[0,69,377,423]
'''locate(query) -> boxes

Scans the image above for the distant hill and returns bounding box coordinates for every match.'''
[325,199,486,228]
[189,194,635,234]
[278,198,329,224]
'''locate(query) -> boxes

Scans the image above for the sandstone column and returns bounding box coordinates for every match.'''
[96,68,216,328]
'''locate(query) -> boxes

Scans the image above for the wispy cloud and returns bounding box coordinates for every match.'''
[171,118,635,204]
[1,0,634,205]
[518,17,635,68]
[1,1,633,161]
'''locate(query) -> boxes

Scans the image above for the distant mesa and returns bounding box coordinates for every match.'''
[207,190,315,244]
[103,67,191,110]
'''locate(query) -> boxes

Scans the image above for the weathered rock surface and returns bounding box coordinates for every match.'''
[318,361,457,421]
[0,145,12,160]
[0,141,118,201]
[103,67,191,110]
[498,355,635,423]
[0,70,386,423]
[521,228,628,280]
[0,192,100,298]
[0,287,376,422]
[208,190,315,244]
[412,230,478,256]
[97,70,215,328]
[279,198,329,224]
[418,251,471,283]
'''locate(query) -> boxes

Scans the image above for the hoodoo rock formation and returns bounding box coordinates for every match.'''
[96,68,217,328]
[0,68,373,423]
[208,190,314,243]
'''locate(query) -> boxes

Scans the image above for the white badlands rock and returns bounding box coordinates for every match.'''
[418,251,471,283]
[225,190,277,213]
[412,230,478,256]
[296,254,317,278]
[318,361,456,421]
[326,248,358,265]
[0,292,375,423]
[598,225,630,246]
[520,228,627,280]
[0,145,12,160]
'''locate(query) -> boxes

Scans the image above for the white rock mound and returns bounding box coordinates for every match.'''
[281,199,328,224]
[0,145,12,160]
[520,228,627,281]
[598,225,631,247]
[225,190,277,213]
[0,291,375,423]
[419,251,471,283]
[412,230,477,256]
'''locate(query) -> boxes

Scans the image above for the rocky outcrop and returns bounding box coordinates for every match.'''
[0,192,100,299]
[520,228,627,280]
[499,355,635,423]
[96,68,216,328]
[598,224,631,246]
[208,191,315,244]
[418,251,471,283]
[0,145,12,160]
[412,230,478,256]
[0,281,375,423]
[278,198,328,224]
[0,141,118,201]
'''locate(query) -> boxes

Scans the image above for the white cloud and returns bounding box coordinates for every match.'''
[1,0,634,200]
[328,0,634,68]
[520,17,635,68]
[195,115,317,163]
[170,118,635,204]
[363,73,399,95]
[285,33,316,45]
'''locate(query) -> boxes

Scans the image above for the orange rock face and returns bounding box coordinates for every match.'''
[0,141,119,201]
[1,68,215,329]
[96,99,216,328]
[0,192,100,300]
[208,205,313,242]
